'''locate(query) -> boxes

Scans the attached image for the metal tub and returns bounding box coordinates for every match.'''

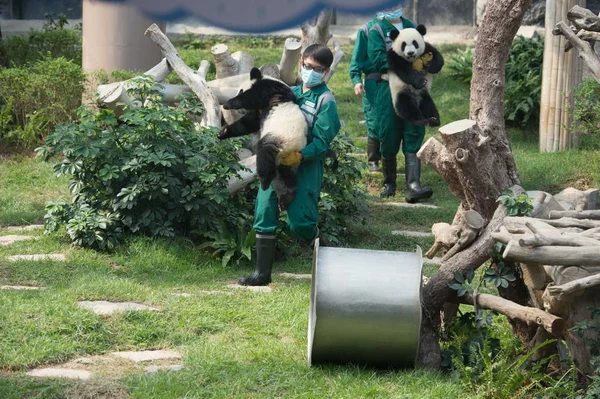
[307,240,423,368]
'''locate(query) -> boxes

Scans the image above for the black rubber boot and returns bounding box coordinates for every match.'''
[405,153,433,203]
[367,137,382,173]
[238,233,276,286]
[380,157,397,198]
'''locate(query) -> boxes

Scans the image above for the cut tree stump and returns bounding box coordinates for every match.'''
[211,43,254,79]
[279,38,302,86]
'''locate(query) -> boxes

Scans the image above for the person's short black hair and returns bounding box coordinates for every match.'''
[303,44,333,68]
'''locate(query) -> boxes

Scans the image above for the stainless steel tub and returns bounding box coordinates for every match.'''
[307,240,423,368]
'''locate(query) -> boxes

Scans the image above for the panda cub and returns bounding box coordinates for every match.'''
[387,24,444,127]
[218,67,307,210]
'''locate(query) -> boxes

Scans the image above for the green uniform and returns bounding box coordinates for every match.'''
[253,83,341,241]
[349,19,379,142]
[366,17,426,159]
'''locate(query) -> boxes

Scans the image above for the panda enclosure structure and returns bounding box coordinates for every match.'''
[94,3,600,374]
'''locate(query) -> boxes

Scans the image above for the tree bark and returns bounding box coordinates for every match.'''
[554,20,600,83]
[503,240,600,265]
[279,38,302,86]
[211,43,254,79]
[547,273,600,300]
[417,0,532,370]
[144,24,221,128]
[300,9,334,53]
[549,210,600,220]
[323,40,345,84]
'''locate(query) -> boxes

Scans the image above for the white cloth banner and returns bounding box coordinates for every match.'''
[94,0,406,33]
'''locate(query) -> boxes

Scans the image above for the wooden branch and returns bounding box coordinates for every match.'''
[554,21,600,84]
[279,38,302,86]
[461,293,565,336]
[145,24,221,128]
[503,240,600,266]
[545,217,600,229]
[518,221,600,247]
[426,222,458,259]
[566,5,600,32]
[442,210,484,261]
[227,155,257,194]
[547,273,600,300]
[198,60,210,80]
[323,40,344,84]
[549,210,600,220]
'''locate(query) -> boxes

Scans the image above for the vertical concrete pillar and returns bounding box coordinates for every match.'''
[82,0,166,73]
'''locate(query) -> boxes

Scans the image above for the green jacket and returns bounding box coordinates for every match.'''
[368,17,415,74]
[349,18,379,86]
[292,83,341,162]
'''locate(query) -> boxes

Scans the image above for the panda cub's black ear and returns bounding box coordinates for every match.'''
[250,67,263,81]
[416,24,427,36]
[389,29,400,41]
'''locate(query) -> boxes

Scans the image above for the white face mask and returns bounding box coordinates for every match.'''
[393,22,403,30]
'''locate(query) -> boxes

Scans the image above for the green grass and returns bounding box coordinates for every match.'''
[0,40,597,398]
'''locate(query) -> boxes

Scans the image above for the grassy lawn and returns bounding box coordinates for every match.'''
[0,42,598,398]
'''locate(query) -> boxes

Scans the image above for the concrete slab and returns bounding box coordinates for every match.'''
[111,350,182,363]
[26,368,91,380]
[279,273,312,280]
[391,230,433,237]
[0,235,37,246]
[227,284,272,292]
[0,285,42,290]
[8,254,66,261]
[78,301,159,315]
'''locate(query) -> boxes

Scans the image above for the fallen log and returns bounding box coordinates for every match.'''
[546,273,600,300]
[518,221,600,247]
[145,24,221,128]
[227,155,257,194]
[545,217,600,229]
[503,240,600,266]
[461,293,566,336]
[549,210,600,220]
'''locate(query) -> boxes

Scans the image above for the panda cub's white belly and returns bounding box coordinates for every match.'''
[261,102,308,157]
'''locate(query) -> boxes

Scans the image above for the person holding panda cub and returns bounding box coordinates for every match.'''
[362,5,434,202]
[239,44,341,286]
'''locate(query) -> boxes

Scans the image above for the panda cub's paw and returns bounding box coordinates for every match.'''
[217,125,230,140]
[415,77,427,90]
[428,117,440,127]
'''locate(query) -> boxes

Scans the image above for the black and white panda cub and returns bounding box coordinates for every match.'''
[387,24,444,127]
[218,67,307,210]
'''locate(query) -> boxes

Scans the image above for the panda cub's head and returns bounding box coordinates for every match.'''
[223,67,295,111]
[390,24,427,63]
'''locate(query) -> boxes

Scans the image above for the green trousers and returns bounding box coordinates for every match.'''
[253,158,324,241]
[364,78,426,159]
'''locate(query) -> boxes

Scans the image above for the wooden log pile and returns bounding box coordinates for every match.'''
[491,187,600,374]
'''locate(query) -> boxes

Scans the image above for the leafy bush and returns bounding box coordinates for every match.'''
[37,77,252,251]
[0,13,81,67]
[571,78,600,148]
[446,36,544,126]
[0,56,85,148]
[497,190,533,217]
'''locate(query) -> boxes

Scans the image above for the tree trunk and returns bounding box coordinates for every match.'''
[300,9,334,53]
[211,44,254,79]
[279,38,302,86]
[417,0,532,370]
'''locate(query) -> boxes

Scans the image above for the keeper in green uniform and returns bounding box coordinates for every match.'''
[365,6,433,202]
[239,44,341,286]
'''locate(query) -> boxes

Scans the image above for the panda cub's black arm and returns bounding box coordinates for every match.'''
[387,49,427,89]
[217,110,261,140]
[424,43,444,74]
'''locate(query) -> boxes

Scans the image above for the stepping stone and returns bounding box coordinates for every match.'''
[73,357,94,364]
[171,293,192,297]
[5,225,44,231]
[0,285,41,290]
[391,230,433,237]
[199,290,233,295]
[26,368,91,380]
[227,284,272,293]
[0,235,37,246]
[8,254,66,261]
[373,202,438,209]
[111,350,181,363]
[78,301,159,315]
[359,120,366,125]
[279,272,312,280]
[144,364,184,373]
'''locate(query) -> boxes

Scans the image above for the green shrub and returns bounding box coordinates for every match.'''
[0,56,85,148]
[37,77,251,251]
[445,36,544,126]
[571,78,600,149]
[0,12,81,67]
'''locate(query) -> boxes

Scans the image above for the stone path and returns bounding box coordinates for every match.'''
[227,284,272,292]
[0,235,37,246]
[279,272,312,280]
[26,368,91,380]
[391,230,433,237]
[8,254,66,261]
[112,350,181,362]
[0,285,42,290]
[5,225,44,231]
[373,202,439,209]
[78,301,160,315]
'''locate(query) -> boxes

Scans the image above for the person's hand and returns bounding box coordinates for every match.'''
[281,151,303,166]
[354,83,365,98]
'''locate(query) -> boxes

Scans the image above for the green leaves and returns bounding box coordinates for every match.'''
[448,269,475,297]
[484,262,516,289]
[497,190,533,217]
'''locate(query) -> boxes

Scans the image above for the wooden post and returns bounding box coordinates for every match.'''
[539,0,585,152]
